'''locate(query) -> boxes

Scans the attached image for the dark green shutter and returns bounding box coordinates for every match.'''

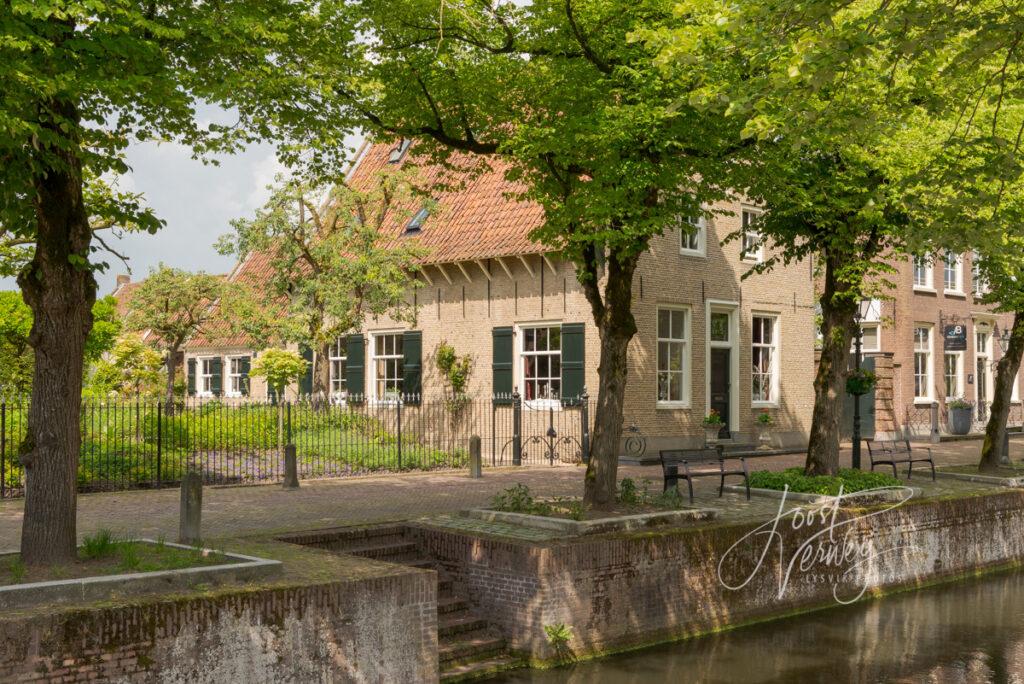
[240,356,251,396]
[561,323,585,406]
[187,358,196,397]
[298,344,314,396]
[346,334,365,403]
[210,357,223,397]
[402,331,422,403]
[492,326,514,404]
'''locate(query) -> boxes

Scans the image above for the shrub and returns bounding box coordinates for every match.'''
[617,477,641,505]
[748,467,900,496]
[80,529,119,559]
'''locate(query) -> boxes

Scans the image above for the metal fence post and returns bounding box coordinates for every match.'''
[930,403,941,443]
[512,389,522,466]
[396,398,403,470]
[580,388,590,465]
[156,402,163,489]
[286,400,292,444]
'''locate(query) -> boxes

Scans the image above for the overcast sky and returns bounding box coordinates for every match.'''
[1,125,364,296]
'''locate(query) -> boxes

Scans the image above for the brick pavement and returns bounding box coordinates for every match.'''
[0,439,1014,548]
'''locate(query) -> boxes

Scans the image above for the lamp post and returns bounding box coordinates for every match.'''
[994,323,1012,460]
[851,299,875,470]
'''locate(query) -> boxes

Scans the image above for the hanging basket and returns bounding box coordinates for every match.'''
[845,368,877,396]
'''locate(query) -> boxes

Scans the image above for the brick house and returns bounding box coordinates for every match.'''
[184,141,818,451]
[863,251,1017,438]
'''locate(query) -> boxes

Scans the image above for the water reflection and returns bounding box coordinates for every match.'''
[490,570,1024,683]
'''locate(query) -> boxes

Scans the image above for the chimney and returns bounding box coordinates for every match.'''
[116,274,130,287]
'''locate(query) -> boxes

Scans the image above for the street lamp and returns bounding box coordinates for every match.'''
[996,323,1012,354]
[851,299,876,470]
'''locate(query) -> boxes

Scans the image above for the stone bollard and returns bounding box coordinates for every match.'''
[179,472,202,545]
[283,444,300,489]
[468,435,482,479]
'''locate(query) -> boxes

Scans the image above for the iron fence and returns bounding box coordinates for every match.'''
[0,392,593,498]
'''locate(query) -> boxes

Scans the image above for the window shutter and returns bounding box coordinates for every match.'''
[346,334,365,403]
[402,331,422,404]
[492,326,514,404]
[240,356,251,396]
[187,358,196,397]
[298,344,314,396]
[210,357,223,397]
[561,323,585,406]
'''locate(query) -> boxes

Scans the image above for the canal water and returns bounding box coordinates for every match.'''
[489,569,1024,683]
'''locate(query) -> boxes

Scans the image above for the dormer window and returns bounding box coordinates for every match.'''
[405,207,429,233]
[388,138,412,164]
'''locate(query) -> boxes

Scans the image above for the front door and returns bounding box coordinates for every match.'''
[710,348,731,438]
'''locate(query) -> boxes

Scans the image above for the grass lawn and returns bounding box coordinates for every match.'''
[0,531,234,586]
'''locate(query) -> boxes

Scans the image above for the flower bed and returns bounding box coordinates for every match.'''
[747,467,900,496]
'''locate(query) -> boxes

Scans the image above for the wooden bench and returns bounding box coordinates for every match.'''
[659,448,750,503]
[865,438,935,481]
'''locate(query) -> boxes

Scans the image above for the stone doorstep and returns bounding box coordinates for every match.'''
[933,470,1024,487]
[722,484,923,506]
[460,506,718,536]
[0,539,282,612]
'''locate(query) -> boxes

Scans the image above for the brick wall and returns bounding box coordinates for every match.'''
[0,570,437,683]
[413,490,1024,663]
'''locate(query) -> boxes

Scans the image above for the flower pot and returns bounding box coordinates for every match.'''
[704,425,723,444]
[755,424,773,450]
[948,407,973,435]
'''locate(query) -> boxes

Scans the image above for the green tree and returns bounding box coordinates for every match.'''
[0,0,352,565]
[122,266,225,416]
[217,169,426,401]
[324,0,745,505]
[249,348,308,457]
[88,336,165,397]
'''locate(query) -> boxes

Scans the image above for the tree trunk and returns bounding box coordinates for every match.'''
[582,250,639,508]
[17,100,96,566]
[806,254,857,476]
[980,310,1024,472]
[164,347,179,417]
[313,339,331,409]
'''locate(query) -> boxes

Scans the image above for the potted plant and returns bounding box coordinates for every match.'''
[703,409,724,444]
[755,411,774,450]
[947,398,973,436]
[845,367,877,396]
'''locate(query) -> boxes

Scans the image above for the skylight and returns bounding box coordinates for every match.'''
[405,207,429,233]
[388,138,412,164]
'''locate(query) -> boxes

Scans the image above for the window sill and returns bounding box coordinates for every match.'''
[679,249,706,259]
[656,401,691,410]
[944,290,966,298]
[752,401,779,409]
[913,399,936,405]
[524,399,562,411]
[913,286,936,294]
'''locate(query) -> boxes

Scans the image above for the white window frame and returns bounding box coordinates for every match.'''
[679,214,706,257]
[705,301,740,431]
[226,355,248,397]
[913,255,933,291]
[740,208,764,263]
[913,325,934,402]
[943,252,963,294]
[972,251,989,297]
[1014,368,1021,403]
[976,329,993,405]
[328,338,347,402]
[369,331,404,402]
[944,351,964,401]
[751,313,780,408]
[197,356,217,397]
[515,321,563,410]
[656,306,691,408]
[857,323,881,353]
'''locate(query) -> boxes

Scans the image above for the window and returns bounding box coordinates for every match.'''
[227,356,248,396]
[710,312,731,342]
[373,333,404,399]
[199,357,216,396]
[329,338,347,399]
[657,308,689,405]
[521,325,561,403]
[405,207,429,234]
[913,255,932,289]
[943,252,963,293]
[388,138,412,163]
[741,209,763,262]
[913,326,932,400]
[679,215,705,256]
[944,352,962,400]
[858,323,881,353]
[972,251,989,297]
[977,330,992,404]
[752,315,779,405]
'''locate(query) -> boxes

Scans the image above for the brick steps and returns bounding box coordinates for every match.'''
[314,524,523,681]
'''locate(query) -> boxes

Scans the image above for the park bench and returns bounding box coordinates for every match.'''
[659,447,750,503]
[865,438,936,481]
